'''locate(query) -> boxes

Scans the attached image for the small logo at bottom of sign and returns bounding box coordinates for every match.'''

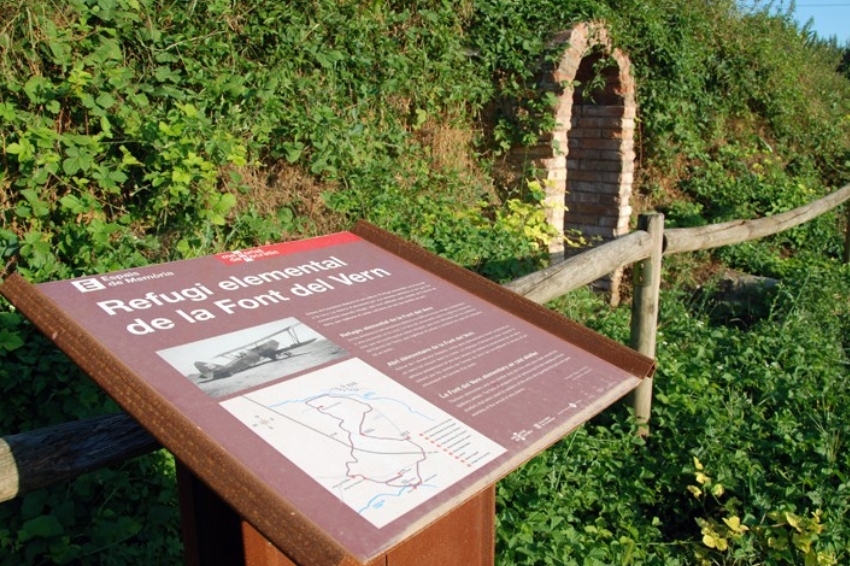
[510,429,534,442]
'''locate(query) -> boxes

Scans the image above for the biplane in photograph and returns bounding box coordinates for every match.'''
[194,324,316,380]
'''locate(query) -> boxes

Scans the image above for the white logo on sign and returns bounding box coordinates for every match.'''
[71,279,106,293]
[510,429,533,442]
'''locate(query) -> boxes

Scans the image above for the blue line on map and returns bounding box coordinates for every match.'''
[357,482,439,515]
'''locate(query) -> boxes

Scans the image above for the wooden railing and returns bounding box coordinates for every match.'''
[505,183,850,303]
[2,183,850,503]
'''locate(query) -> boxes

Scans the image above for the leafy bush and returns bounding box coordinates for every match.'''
[609,0,850,189]
[0,1,550,562]
[0,311,182,565]
[498,262,850,565]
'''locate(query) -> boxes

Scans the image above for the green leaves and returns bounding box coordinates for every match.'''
[19,516,64,543]
[497,252,850,566]
[22,77,56,105]
[0,313,25,352]
[61,145,95,176]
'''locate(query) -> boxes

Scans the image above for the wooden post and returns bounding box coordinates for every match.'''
[241,487,495,566]
[178,466,495,566]
[178,464,246,566]
[629,213,664,436]
[844,202,850,263]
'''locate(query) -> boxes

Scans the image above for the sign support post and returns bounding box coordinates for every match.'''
[178,466,495,566]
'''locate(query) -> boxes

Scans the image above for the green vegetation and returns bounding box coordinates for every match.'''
[2,0,850,564]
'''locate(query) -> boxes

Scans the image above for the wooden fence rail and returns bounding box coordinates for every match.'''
[2,183,850,504]
[503,231,654,304]
[664,183,850,255]
[0,413,157,502]
[505,183,850,302]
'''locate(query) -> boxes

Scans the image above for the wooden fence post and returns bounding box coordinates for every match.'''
[844,202,850,263]
[629,213,664,436]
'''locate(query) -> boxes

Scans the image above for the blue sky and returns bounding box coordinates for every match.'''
[740,1,850,45]
[793,2,850,45]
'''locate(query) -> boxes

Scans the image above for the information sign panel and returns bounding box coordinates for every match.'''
[0,222,654,565]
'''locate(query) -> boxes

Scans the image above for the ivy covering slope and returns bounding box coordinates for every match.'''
[1,0,850,564]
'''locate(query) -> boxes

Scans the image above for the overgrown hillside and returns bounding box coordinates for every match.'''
[2,0,850,564]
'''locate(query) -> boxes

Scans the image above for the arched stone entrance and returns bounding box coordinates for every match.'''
[509,22,636,302]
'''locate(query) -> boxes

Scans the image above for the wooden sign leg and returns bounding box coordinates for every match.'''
[177,463,245,566]
[235,486,496,566]
[180,461,495,566]
[242,485,495,566]
[382,485,495,566]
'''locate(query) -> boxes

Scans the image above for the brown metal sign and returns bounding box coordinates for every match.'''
[0,222,653,566]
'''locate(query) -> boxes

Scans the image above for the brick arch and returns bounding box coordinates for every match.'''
[511,22,636,301]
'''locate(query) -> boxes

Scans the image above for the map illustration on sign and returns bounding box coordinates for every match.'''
[220,358,507,528]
